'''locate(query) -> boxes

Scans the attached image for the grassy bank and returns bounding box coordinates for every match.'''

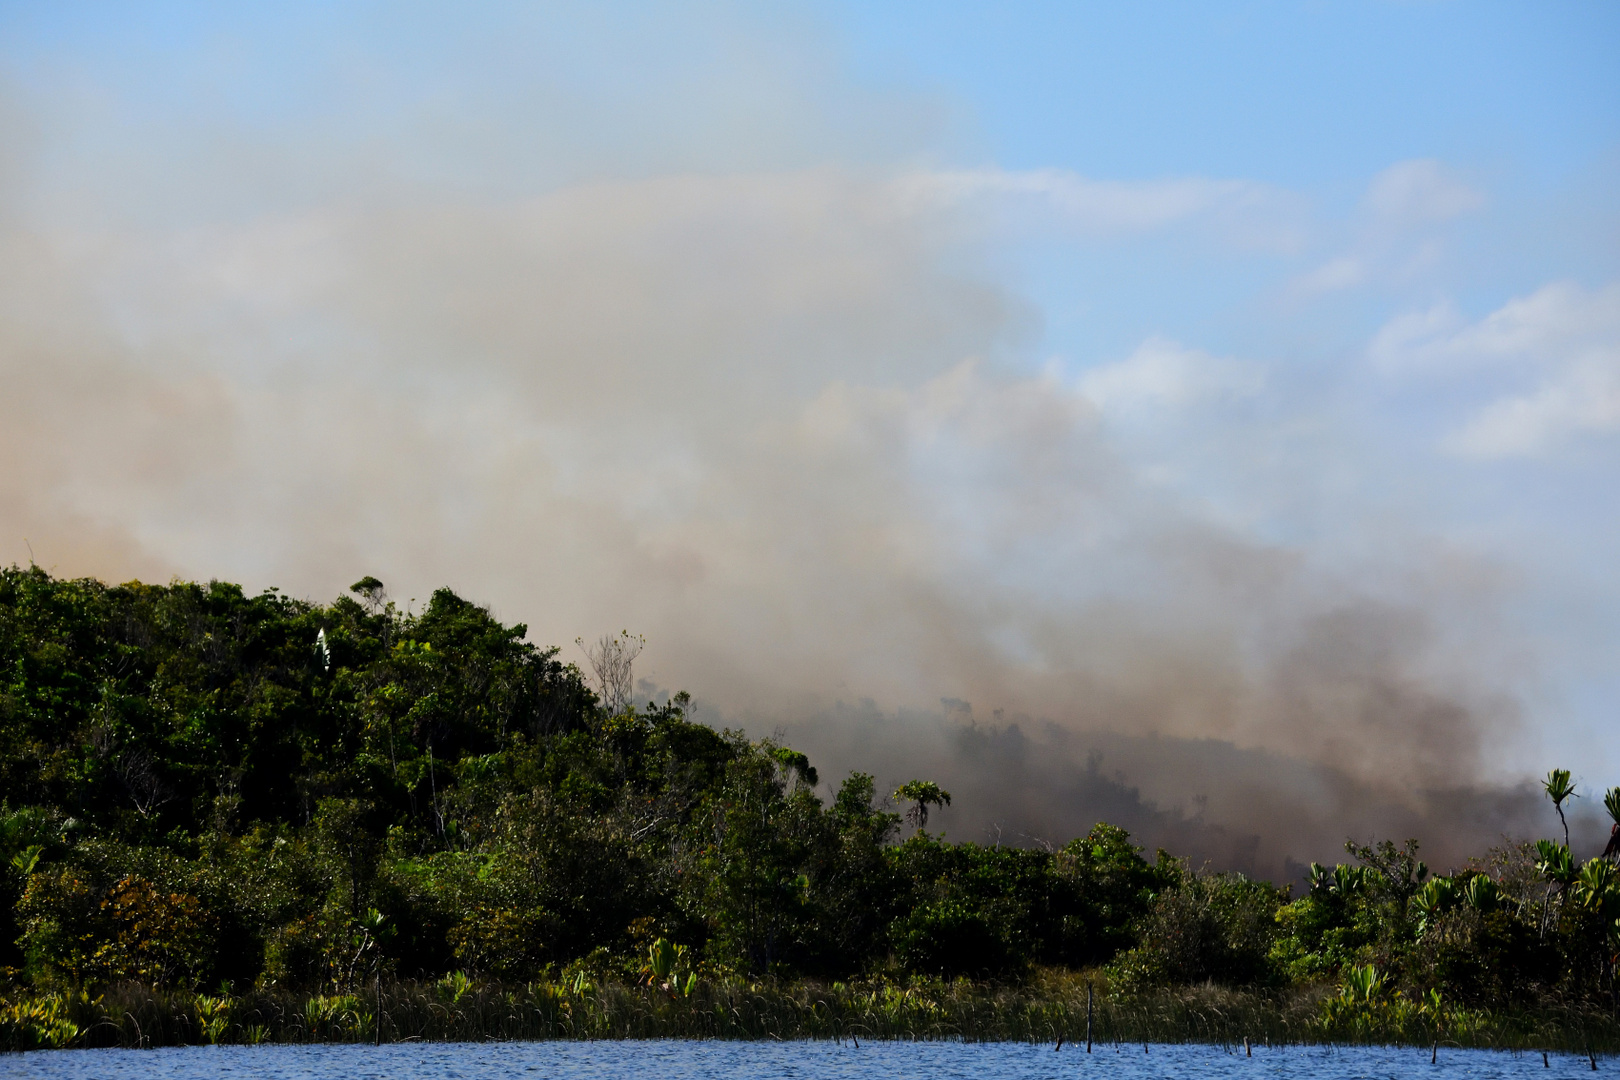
[6,973,1620,1053]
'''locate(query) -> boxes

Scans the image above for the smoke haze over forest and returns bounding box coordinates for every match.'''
[2,3,1618,880]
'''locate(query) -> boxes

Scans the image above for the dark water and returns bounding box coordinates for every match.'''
[0,1041,1600,1079]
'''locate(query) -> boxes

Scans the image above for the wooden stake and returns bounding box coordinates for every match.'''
[1086,984,1093,1054]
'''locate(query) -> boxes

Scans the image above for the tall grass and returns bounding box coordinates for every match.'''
[5,974,1620,1052]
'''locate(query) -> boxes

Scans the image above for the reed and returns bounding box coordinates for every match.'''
[7,974,1620,1053]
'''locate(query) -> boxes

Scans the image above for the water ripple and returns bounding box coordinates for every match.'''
[0,1040,1594,1079]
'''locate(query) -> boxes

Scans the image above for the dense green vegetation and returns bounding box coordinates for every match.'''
[3,565,1620,1051]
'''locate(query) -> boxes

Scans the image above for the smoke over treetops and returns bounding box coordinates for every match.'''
[3,6,1616,882]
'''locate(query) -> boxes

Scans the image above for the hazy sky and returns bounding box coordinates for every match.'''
[1,2,1617,855]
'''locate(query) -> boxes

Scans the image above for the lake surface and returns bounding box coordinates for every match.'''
[0,1041,1599,1079]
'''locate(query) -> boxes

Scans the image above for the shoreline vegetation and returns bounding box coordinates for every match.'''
[4,568,1620,1053]
[7,977,1620,1053]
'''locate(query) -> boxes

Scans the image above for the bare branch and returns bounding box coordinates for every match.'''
[577,631,644,714]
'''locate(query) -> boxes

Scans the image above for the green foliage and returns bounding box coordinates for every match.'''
[770,748,818,789]
[889,898,1013,978]
[1545,768,1578,848]
[1462,873,1500,914]
[5,565,1620,1036]
[0,990,85,1049]
[1545,769,1577,807]
[7,974,1620,1050]
[892,780,951,832]
[1411,876,1458,936]
[1314,963,1475,1043]
[640,937,696,996]
[1536,839,1576,887]
[1110,864,1287,989]
[1045,824,1167,966]
[1341,961,1384,1003]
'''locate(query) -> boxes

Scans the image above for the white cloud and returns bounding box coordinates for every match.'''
[1292,159,1485,295]
[1296,255,1366,294]
[1369,281,1620,458]
[1447,281,1620,360]
[1366,301,1469,374]
[1373,281,1620,372]
[896,167,1290,239]
[1445,352,1620,459]
[1078,336,1265,414]
[1364,159,1485,225]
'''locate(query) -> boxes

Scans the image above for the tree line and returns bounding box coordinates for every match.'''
[2,565,1617,1023]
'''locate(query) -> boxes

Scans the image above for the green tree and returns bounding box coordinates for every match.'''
[1544,768,1578,850]
[892,780,951,833]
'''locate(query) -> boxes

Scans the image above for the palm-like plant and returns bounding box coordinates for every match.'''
[1412,876,1458,936]
[641,936,694,994]
[1573,858,1618,915]
[1333,864,1369,897]
[1602,787,1620,863]
[1341,963,1384,1004]
[892,780,952,833]
[1463,873,1500,913]
[1536,838,1577,890]
[1545,768,1578,850]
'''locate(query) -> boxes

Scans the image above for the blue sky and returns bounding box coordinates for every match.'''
[841,3,1618,182]
[0,2,1617,818]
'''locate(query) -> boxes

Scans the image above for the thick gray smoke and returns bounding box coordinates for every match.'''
[769,705,1598,883]
[0,13,1605,881]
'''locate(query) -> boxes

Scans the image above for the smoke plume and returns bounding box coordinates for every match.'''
[0,9,1609,882]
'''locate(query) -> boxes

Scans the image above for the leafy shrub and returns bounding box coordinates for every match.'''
[89,875,216,987]
[889,900,1017,978]
[448,904,547,978]
[1111,868,1286,988]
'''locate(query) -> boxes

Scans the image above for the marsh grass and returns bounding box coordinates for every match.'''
[5,974,1620,1052]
